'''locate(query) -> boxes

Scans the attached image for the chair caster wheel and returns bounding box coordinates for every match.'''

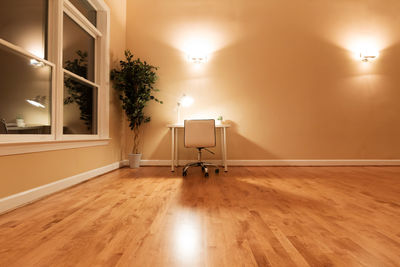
[201,166,205,172]
[204,172,209,178]
[182,171,187,177]
[215,169,219,174]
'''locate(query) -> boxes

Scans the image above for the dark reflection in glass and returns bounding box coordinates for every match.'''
[0,0,48,59]
[69,0,97,27]
[63,13,94,81]
[0,43,52,135]
[63,74,97,135]
[65,50,89,78]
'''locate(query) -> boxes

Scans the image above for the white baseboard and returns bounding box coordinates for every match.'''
[0,161,125,215]
[133,159,400,167]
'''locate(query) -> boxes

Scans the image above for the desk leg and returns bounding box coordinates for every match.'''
[223,127,228,172]
[175,128,179,167]
[171,127,175,172]
[220,129,225,169]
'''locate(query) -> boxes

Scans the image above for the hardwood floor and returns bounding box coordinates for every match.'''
[0,166,399,267]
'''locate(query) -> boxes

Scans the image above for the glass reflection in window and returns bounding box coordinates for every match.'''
[68,0,97,27]
[0,44,52,135]
[63,74,97,135]
[0,0,48,59]
[63,13,95,82]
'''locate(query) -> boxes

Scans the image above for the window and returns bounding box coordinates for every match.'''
[0,0,110,154]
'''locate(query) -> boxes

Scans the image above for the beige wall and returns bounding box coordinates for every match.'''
[125,0,400,161]
[0,0,126,198]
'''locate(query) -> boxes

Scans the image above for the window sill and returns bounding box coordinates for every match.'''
[0,138,111,156]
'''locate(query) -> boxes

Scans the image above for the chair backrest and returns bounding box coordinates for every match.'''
[184,119,216,148]
[0,119,8,134]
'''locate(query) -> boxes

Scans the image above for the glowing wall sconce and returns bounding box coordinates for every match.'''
[359,49,379,63]
[177,94,194,123]
[187,54,208,64]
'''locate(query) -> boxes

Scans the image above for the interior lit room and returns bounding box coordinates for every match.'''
[1,0,399,266]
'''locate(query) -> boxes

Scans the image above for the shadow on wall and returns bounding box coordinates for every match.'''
[109,51,126,159]
[224,120,276,160]
[378,43,400,75]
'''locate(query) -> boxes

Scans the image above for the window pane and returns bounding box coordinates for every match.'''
[63,74,97,135]
[0,44,52,135]
[69,0,97,27]
[63,13,95,82]
[0,0,48,59]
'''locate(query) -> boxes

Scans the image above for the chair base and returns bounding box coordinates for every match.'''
[182,162,220,177]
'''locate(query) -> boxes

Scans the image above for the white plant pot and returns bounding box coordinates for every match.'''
[128,153,142,168]
[16,119,25,127]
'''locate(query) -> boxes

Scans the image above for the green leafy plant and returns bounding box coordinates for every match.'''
[64,50,93,131]
[111,50,162,154]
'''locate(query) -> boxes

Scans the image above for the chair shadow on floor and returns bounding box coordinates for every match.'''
[177,166,334,217]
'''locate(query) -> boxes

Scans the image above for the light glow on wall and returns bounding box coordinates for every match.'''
[166,24,237,64]
[27,44,45,59]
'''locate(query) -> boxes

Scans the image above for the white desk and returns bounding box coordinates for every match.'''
[167,123,230,172]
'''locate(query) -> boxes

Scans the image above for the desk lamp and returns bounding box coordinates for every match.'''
[26,96,46,108]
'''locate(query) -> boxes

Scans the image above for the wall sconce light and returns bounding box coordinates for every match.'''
[359,49,379,63]
[177,94,194,123]
[187,54,208,64]
[30,59,45,67]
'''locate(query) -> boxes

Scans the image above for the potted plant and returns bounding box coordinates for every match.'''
[16,114,25,127]
[111,50,162,168]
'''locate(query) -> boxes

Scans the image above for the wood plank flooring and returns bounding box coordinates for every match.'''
[0,166,399,267]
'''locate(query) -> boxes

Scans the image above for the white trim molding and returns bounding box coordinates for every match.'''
[64,0,103,38]
[133,159,400,167]
[0,161,124,215]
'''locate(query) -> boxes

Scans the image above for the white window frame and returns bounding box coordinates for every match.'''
[0,0,110,156]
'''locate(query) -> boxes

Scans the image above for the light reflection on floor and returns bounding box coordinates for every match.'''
[172,209,202,265]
